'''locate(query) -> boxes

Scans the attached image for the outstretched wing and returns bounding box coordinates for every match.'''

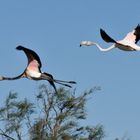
[123,24,140,44]
[16,46,42,72]
[100,29,117,43]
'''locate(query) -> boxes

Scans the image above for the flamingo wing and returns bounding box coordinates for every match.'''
[100,29,117,43]
[134,24,140,43]
[123,24,140,44]
[16,46,42,72]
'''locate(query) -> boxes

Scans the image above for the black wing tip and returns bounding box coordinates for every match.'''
[100,28,116,43]
[16,45,25,50]
[100,28,106,37]
[100,28,104,32]
[136,24,140,28]
[135,24,140,31]
[135,24,140,30]
[134,24,140,31]
[100,28,107,37]
[100,28,104,34]
[134,24,140,43]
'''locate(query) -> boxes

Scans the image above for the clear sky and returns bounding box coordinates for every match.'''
[0,0,140,139]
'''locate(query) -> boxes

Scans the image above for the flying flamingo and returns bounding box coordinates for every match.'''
[0,46,76,93]
[80,25,140,51]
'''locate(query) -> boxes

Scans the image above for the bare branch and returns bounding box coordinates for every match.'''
[0,129,15,140]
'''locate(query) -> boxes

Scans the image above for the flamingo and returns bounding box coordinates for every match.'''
[0,46,76,93]
[80,25,140,51]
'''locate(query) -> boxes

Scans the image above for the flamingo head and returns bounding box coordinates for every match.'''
[80,41,95,47]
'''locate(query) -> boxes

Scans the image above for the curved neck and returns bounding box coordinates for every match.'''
[94,43,115,52]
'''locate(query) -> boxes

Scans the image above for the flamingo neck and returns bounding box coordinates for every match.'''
[95,43,115,52]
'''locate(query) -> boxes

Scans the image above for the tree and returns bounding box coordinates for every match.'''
[0,84,104,140]
[115,134,131,140]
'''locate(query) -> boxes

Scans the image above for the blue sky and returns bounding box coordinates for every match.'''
[0,0,140,139]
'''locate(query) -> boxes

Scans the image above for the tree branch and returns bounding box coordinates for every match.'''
[0,129,15,140]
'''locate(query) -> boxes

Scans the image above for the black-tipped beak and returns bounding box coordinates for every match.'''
[80,44,82,47]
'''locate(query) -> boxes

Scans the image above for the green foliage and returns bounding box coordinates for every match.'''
[0,85,104,140]
[0,92,35,140]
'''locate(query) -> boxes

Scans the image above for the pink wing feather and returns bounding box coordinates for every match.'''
[123,25,140,43]
[123,31,136,43]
